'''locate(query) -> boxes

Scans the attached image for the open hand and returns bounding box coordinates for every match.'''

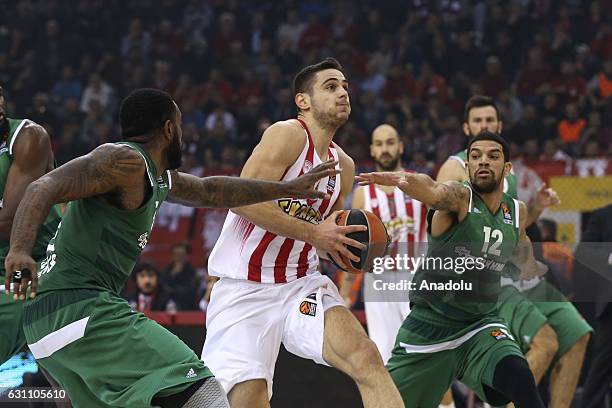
[534,184,561,210]
[355,171,404,187]
[311,210,367,270]
[287,159,340,199]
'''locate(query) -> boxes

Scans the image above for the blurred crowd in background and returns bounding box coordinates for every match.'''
[1,0,612,310]
[2,0,612,171]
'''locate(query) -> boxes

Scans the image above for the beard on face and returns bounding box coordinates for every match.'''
[470,169,502,194]
[166,132,183,170]
[468,127,500,138]
[0,117,8,140]
[311,101,349,129]
[375,155,400,171]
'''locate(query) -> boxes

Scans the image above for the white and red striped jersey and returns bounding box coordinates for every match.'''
[208,119,342,283]
[363,180,427,261]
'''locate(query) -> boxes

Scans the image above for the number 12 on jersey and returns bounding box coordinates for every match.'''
[482,226,503,256]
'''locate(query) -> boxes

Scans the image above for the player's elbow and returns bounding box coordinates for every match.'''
[23,177,59,207]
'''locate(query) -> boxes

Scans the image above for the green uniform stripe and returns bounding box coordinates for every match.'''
[23,289,99,325]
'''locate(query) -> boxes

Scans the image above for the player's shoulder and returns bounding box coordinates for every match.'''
[253,120,309,166]
[15,119,49,145]
[436,154,467,182]
[264,119,306,141]
[90,143,146,171]
[11,119,51,158]
[19,119,48,136]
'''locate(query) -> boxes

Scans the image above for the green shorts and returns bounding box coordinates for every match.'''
[525,281,593,359]
[497,286,547,353]
[23,289,213,408]
[0,291,26,364]
[388,313,524,407]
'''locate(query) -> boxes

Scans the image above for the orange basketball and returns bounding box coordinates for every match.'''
[327,209,389,274]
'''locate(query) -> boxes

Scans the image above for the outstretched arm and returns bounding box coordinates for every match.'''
[356,171,469,214]
[167,160,337,208]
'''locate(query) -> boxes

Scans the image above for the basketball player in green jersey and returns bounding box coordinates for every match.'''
[0,85,61,363]
[4,89,340,408]
[357,132,546,407]
[437,96,591,408]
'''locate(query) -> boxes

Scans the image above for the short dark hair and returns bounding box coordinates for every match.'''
[120,88,176,140]
[133,262,159,276]
[467,131,510,162]
[463,95,499,122]
[292,57,344,97]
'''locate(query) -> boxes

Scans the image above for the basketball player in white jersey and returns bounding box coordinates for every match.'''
[202,58,404,408]
[341,124,455,408]
[341,124,426,364]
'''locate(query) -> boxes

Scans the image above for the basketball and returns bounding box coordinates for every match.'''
[327,209,389,274]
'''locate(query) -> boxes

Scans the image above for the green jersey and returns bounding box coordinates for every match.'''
[0,118,61,279]
[451,149,517,198]
[410,182,521,324]
[37,142,170,295]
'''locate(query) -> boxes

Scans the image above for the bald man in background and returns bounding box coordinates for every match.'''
[341,125,456,407]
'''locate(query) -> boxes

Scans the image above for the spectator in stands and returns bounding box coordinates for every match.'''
[480,56,509,99]
[542,139,572,161]
[551,60,587,105]
[517,47,552,100]
[163,243,198,310]
[588,58,612,107]
[127,263,173,312]
[120,18,151,60]
[80,73,114,114]
[26,92,58,135]
[212,12,243,58]
[50,65,82,111]
[558,103,587,149]
[508,103,545,146]
[276,9,305,52]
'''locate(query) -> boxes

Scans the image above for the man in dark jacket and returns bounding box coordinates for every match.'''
[577,204,612,408]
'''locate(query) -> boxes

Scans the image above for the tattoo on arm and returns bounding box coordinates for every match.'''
[430,181,468,212]
[168,172,289,208]
[9,144,143,253]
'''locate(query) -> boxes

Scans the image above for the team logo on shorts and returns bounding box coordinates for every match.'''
[491,329,508,340]
[300,300,317,317]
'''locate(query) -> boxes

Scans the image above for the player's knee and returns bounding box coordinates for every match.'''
[228,379,268,407]
[347,337,385,381]
[575,332,590,350]
[533,324,559,358]
[567,332,590,356]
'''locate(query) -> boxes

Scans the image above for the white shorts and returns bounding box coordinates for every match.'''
[364,300,410,364]
[201,274,345,399]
